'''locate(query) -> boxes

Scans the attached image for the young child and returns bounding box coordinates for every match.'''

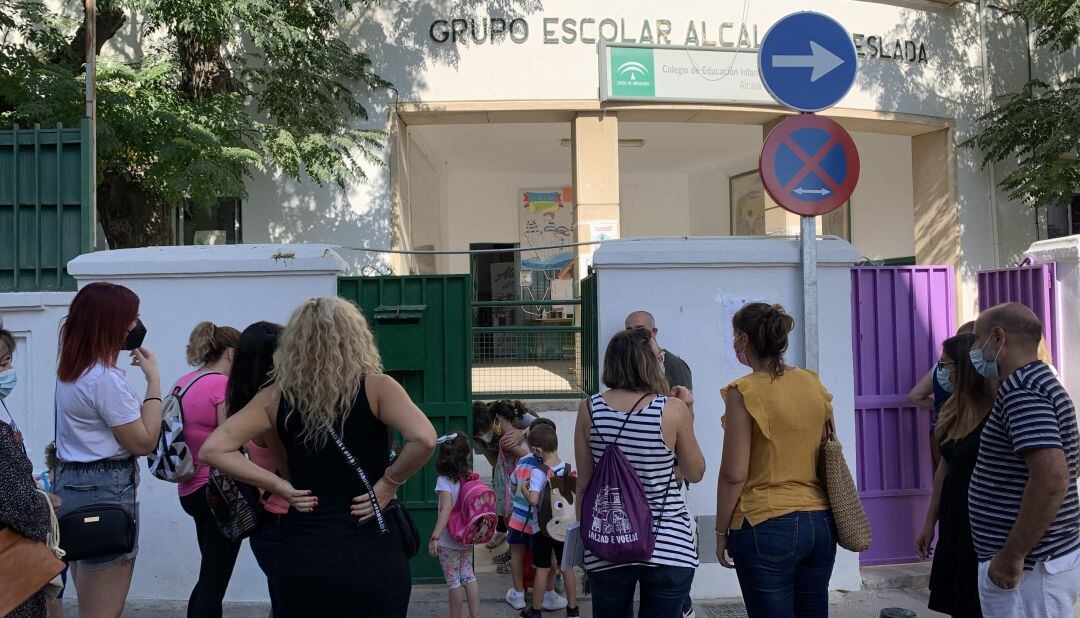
[492,400,549,610]
[471,401,509,557]
[428,434,481,618]
[508,416,569,612]
[42,442,67,618]
[523,421,579,618]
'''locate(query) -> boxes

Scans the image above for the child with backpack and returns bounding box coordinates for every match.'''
[523,421,579,618]
[429,433,498,618]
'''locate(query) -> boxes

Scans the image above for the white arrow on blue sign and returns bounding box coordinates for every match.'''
[758,12,858,112]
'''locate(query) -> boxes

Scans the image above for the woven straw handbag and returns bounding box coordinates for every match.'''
[818,420,872,552]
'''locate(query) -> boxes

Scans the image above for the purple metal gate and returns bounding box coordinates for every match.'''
[851,266,957,566]
[977,262,1060,371]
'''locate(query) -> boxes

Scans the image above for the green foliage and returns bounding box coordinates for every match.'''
[965,79,1080,208]
[0,0,389,219]
[1011,0,1080,53]
[966,0,1080,209]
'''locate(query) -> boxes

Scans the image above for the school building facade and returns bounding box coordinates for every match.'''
[216,0,1074,319]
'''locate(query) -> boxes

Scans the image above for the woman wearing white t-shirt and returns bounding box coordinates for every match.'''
[53,282,163,618]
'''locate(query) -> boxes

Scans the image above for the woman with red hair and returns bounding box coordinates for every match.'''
[53,282,162,617]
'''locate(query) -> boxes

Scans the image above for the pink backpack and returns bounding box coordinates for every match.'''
[447,472,499,545]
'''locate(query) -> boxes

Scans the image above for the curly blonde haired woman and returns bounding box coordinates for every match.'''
[202,297,437,617]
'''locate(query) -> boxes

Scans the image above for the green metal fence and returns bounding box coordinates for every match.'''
[0,120,93,292]
[472,273,599,400]
[338,275,472,584]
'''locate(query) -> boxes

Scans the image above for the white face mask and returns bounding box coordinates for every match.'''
[477,429,495,444]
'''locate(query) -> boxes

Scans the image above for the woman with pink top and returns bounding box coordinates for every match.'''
[226,321,287,616]
[174,322,240,618]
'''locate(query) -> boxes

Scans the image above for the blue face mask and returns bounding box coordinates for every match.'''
[935,364,955,394]
[970,334,1003,381]
[0,369,16,400]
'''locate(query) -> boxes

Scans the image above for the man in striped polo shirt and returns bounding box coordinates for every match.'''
[968,303,1080,616]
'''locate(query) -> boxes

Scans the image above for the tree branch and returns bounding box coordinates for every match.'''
[51,4,127,72]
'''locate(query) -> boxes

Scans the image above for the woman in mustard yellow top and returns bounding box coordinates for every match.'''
[714,303,836,618]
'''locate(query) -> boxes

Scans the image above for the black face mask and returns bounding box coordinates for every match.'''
[123,319,147,351]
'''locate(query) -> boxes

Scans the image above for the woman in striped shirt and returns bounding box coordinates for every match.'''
[574,328,705,617]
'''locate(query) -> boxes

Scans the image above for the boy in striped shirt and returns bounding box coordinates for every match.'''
[505,418,569,612]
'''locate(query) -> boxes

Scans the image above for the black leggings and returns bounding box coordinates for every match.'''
[180,489,242,618]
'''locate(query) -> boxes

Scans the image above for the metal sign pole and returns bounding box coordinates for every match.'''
[801,215,819,373]
[85,0,97,248]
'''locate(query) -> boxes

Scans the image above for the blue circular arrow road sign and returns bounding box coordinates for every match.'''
[758,12,858,113]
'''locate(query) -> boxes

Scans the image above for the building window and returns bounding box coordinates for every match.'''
[174,199,242,245]
[1046,196,1080,240]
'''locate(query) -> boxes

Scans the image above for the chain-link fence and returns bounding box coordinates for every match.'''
[472,299,587,399]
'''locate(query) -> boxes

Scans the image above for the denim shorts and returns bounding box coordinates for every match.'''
[55,458,140,572]
[507,529,532,547]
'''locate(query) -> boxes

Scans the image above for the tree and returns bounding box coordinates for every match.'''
[0,0,389,248]
[964,0,1080,211]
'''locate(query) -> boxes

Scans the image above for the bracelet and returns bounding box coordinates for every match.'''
[383,472,405,487]
[143,397,162,404]
[430,536,440,542]
[714,529,729,537]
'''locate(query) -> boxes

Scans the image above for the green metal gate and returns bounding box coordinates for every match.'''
[337,275,472,583]
[0,120,94,291]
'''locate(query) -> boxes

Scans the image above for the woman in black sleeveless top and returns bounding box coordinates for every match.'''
[202,297,438,617]
[915,333,995,617]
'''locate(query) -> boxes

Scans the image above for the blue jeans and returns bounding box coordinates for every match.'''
[729,510,836,618]
[588,564,695,617]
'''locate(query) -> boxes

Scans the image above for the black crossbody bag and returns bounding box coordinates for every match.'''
[327,425,420,558]
[53,397,137,562]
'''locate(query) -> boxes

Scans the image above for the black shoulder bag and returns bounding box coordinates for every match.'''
[328,425,420,558]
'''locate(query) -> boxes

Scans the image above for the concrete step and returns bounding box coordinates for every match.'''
[861,562,932,591]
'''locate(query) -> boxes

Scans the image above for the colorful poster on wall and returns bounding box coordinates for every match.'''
[520,188,575,276]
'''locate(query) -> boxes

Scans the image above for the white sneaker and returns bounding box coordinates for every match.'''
[506,588,527,610]
[542,590,568,611]
[683,606,697,618]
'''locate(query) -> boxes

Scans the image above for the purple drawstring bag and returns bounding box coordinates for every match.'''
[580,396,670,564]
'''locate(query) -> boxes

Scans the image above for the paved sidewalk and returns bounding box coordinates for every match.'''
[62,588,947,617]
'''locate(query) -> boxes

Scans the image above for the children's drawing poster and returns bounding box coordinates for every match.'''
[519,188,575,275]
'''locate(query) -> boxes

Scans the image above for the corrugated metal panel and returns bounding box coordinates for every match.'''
[851,265,956,566]
[0,120,92,291]
[978,263,1060,371]
[337,275,472,584]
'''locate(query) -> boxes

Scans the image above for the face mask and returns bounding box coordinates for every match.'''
[734,334,750,368]
[935,365,955,395]
[492,422,504,437]
[970,334,1003,381]
[123,319,147,351]
[477,429,494,444]
[0,369,15,400]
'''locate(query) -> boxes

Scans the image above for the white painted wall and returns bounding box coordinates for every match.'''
[620,173,690,238]
[1026,237,1080,398]
[0,292,77,471]
[49,245,343,602]
[851,132,916,261]
[592,236,862,598]
[440,171,697,273]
